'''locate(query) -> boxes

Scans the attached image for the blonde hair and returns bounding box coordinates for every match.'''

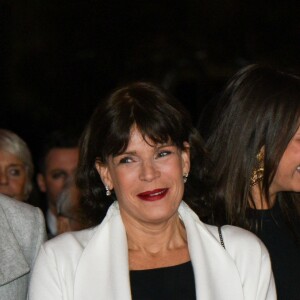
[0,129,34,199]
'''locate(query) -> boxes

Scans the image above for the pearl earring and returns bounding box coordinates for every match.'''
[105,186,111,196]
[183,173,189,183]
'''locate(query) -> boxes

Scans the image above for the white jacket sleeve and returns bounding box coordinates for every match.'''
[222,225,277,300]
[28,245,64,300]
[255,241,277,300]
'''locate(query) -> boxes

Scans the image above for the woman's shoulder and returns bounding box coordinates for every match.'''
[42,202,120,257]
[181,202,269,255]
[0,194,45,234]
[35,227,97,273]
[0,193,40,218]
[206,223,269,257]
[206,223,264,243]
[44,226,97,251]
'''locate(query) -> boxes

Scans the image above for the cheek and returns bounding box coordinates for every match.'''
[111,170,135,195]
[7,178,27,199]
[277,148,297,174]
[273,160,289,183]
[163,160,184,180]
[281,140,300,163]
[47,177,65,192]
[272,148,296,184]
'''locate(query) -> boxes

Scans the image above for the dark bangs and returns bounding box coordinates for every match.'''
[100,82,192,160]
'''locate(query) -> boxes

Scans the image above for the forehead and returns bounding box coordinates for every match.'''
[127,128,150,147]
[45,148,79,169]
[0,150,23,165]
[124,127,170,151]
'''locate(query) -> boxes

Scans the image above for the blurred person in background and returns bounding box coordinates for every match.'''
[56,177,93,235]
[204,64,300,299]
[37,130,79,238]
[0,128,34,202]
[0,193,46,299]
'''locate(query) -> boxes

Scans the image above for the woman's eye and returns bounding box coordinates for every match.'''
[157,150,171,158]
[119,157,133,164]
[8,168,22,176]
[52,172,67,180]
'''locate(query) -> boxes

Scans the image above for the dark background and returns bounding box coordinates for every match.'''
[1,0,300,158]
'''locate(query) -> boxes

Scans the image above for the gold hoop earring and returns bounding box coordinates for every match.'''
[250,150,264,186]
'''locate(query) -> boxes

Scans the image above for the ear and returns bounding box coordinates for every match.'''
[181,142,191,175]
[95,159,113,190]
[37,173,47,192]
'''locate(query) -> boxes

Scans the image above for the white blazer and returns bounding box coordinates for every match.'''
[28,201,276,300]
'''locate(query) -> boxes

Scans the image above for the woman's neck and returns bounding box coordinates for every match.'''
[123,213,190,270]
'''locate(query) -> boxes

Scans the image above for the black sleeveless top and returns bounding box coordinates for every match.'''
[248,203,300,300]
[130,261,196,300]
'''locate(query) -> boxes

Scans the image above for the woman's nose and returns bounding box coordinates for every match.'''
[0,171,8,185]
[139,161,160,182]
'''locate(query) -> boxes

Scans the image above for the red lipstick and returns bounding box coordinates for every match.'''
[137,188,168,201]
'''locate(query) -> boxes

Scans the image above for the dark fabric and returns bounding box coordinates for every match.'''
[248,203,300,300]
[130,261,196,300]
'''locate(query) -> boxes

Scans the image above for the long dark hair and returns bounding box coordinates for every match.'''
[77,81,209,225]
[205,64,300,241]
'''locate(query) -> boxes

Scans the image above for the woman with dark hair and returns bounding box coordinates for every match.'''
[29,82,275,299]
[205,64,300,299]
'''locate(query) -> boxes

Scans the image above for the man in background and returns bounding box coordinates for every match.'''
[37,130,79,238]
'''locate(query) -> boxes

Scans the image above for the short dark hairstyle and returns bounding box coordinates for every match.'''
[77,81,208,224]
[38,130,80,174]
[206,64,300,239]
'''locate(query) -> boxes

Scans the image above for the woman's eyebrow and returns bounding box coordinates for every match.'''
[156,142,175,148]
[113,150,137,157]
[8,163,25,167]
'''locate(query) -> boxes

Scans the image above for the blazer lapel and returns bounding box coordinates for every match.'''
[179,203,244,300]
[0,206,29,286]
[74,201,245,300]
[74,203,132,300]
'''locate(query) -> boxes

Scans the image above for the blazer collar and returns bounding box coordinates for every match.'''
[179,202,244,299]
[74,202,131,300]
[74,202,244,300]
[0,204,30,286]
